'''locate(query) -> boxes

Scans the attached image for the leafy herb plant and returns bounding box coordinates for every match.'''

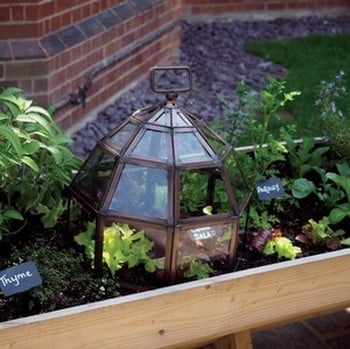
[0,87,81,237]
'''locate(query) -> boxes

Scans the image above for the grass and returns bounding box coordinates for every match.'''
[244,33,350,136]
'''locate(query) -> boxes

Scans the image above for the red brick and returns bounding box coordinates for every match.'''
[25,5,40,20]
[81,4,91,18]
[49,14,62,32]
[30,93,49,107]
[0,6,10,21]
[17,79,33,92]
[5,61,48,79]
[0,23,39,39]
[267,2,288,10]
[34,78,48,93]
[86,49,104,66]
[11,5,25,21]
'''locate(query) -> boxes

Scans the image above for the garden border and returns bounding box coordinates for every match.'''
[0,248,349,349]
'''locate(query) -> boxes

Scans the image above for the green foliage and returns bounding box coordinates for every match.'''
[291,178,316,199]
[216,79,300,231]
[0,87,82,236]
[285,137,329,178]
[2,236,120,320]
[74,222,162,276]
[244,34,350,136]
[218,78,299,186]
[250,228,301,260]
[245,205,279,230]
[326,170,350,224]
[299,217,345,249]
[263,235,301,260]
[183,258,214,280]
[290,158,350,225]
[180,171,207,214]
[291,166,345,210]
[315,71,350,159]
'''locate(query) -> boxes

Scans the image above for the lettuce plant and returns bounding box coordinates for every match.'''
[298,217,346,250]
[74,222,162,276]
[250,228,301,260]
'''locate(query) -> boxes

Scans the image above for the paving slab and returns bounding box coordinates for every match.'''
[252,310,350,349]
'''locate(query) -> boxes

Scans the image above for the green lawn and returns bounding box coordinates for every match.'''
[244,34,350,136]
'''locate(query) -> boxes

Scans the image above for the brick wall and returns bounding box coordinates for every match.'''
[0,0,125,39]
[0,0,349,129]
[0,0,183,128]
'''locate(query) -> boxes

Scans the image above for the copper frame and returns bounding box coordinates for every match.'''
[68,66,251,284]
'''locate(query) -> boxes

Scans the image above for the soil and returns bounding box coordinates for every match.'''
[1,14,350,322]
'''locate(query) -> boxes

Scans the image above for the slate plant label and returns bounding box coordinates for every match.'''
[0,261,42,297]
[255,177,285,200]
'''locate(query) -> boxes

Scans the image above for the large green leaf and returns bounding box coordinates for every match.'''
[292,178,315,199]
[336,162,350,177]
[26,105,52,120]
[46,145,63,164]
[0,112,10,122]
[21,156,39,172]
[22,141,40,155]
[329,203,350,224]
[3,209,23,220]
[0,125,22,156]
[15,113,54,136]
[326,173,350,202]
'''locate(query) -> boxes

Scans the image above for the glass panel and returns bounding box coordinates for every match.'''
[149,109,192,127]
[130,130,170,161]
[175,132,212,163]
[224,152,250,208]
[142,227,167,271]
[176,222,233,277]
[109,164,168,219]
[72,147,116,209]
[201,126,230,157]
[172,110,192,126]
[180,169,230,218]
[109,122,138,150]
[149,109,170,126]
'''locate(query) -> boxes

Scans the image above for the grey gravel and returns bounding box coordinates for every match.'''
[70,15,350,158]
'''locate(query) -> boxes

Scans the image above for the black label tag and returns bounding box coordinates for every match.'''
[0,261,42,297]
[255,177,285,200]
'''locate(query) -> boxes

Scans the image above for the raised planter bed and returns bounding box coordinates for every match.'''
[1,248,349,349]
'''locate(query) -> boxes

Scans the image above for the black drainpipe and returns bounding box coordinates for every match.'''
[53,21,179,113]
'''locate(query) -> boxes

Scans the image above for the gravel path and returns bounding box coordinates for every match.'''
[70,15,350,158]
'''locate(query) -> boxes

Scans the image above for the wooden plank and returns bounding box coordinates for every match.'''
[0,249,350,349]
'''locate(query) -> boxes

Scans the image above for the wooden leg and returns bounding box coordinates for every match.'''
[209,331,253,349]
[232,331,253,349]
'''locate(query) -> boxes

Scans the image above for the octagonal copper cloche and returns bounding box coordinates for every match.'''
[68,66,251,283]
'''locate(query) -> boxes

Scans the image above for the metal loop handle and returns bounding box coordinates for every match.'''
[150,66,192,93]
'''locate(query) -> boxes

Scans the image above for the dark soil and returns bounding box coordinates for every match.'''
[2,14,350,322]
